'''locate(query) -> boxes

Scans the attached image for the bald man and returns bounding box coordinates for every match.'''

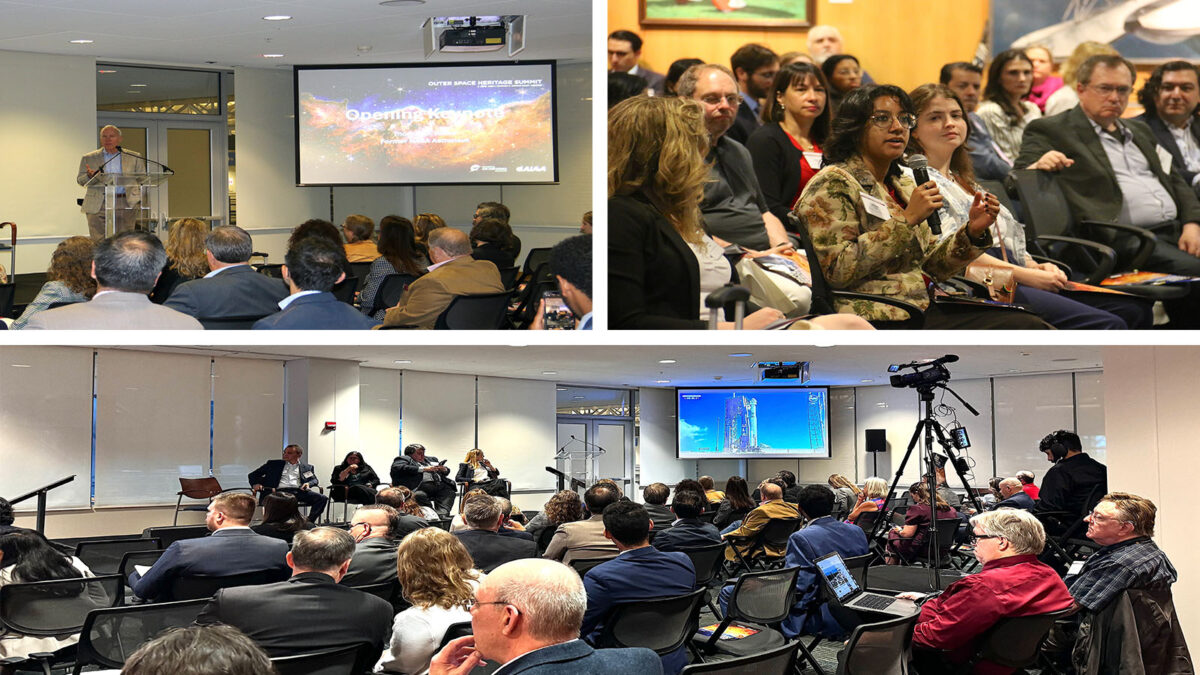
[78,125,146,239]
[380,228,505,329]
[721,481,801,562]
[805,25,875,83]
[993,478,1035,511]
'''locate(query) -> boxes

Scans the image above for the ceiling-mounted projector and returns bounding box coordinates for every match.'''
[756,361,811,383]
[423,15,526,58]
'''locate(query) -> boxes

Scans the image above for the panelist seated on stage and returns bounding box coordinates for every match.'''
[163,225,288,320]
[253,236,379,330]
[455,448,508,498]
[379,227,505,330]
[77,124,145,240]
[390,443,457,518]
[249,444,329,523]
[329,450,382,506]
[23,231,202,331]
[129,493,289,602]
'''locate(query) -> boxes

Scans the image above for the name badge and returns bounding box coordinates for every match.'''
[803,151,823,170]
[860,191,891,221]
[302,471,314,479]
[1156,144,1173,175]
[1066,560,1085,577]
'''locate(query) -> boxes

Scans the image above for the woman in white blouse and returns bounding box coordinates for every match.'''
[376,528,483,675]
[975,49,1042,160]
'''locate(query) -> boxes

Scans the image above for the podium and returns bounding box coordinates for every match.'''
[554,437,606,492]
[85,171,172,238]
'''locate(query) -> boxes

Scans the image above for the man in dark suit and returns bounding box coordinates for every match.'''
[652,489,722,552]
[726,43,778,145]
[454,495,536,573]
[196,527,393,674]
[390,443,457,517]
[993,478,1035,511]
[380,228,505,329]
[1016,54,1200,328]
[248,444,328,523]
[252,236,379,330]
[130,493,289,601]
[342,504,421,586]
[580,502,695,675]
[1136,61,1200,199]
[640,482,675,533]
[430,558,663,675]
[607,30,665,96]
[164,226,288,321]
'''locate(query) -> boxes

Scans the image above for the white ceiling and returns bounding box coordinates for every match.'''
[0,0,591,68]
[125,345,1106,389]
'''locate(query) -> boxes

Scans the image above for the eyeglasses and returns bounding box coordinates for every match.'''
[469,600,517,613]
[868,112,917,129]
[1087,84,1132,98]
[970,533,1003,544]
[699,93,742,107]
[1087,510,1131,524]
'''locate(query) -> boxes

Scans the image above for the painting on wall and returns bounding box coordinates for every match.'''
[993,0,1200,61]
[639,0,816,29]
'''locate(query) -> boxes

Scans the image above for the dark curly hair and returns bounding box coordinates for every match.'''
[469,218,518,253]
[823,84,915,175]
[46,236,98,297]
[543,489,584,526]
[1138,60,1200,117]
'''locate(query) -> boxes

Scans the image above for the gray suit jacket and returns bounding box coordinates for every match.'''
[24,291,203,330]
[341,536,399,587]
[542,514,618,564]
[77,148,146,213]
[164,265,289,319]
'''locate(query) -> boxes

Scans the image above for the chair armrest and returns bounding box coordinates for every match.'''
[1079,220,1156,270]
[1034,235,1117,284]
[1027,254,1073,277]
[830,291,925,329]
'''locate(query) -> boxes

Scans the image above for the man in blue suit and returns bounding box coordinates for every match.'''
[248,444,328,522]
[129,493,289,601]
[163,226,288,321]
[993,478,1035,511]
[652,489,722,552]
[581,501,695,675]
[253,236,379,330]
[779,484,869,640]
[430,558,663,675]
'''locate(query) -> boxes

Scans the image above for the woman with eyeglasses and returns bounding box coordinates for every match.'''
[975,49,1042,161]
[794,84,1049,329]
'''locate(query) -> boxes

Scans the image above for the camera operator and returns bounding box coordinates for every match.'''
[1031,430,1108,535]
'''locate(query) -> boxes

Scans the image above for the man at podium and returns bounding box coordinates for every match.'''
[77,125,145,239]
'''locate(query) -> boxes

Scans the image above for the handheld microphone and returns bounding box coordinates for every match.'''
[908,154,941,235]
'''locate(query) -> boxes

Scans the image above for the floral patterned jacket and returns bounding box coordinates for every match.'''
[794,155,990,321]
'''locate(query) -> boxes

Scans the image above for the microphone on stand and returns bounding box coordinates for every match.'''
[908,154,941,235]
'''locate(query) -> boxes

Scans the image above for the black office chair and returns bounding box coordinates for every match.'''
[71,599,209,674]
[256,263,284,279]
[596,588,707,662]
[680,642,801,674]
[498,265,520,290]
[348,262,374,291]
[169,568,290,601]
[342,579,408,614]
[434,292,511,329]
[435,622,501,674]
[0,575,123,674]
[725,517,801,575]
[534,526,558,556]
[519,248,553,283]
[197,314,270,330]
[73,538,161,576]
[836,613,920,675]
[142,525,210,548]
[567,557,610,578]
[331,276,357,304]
[368,273,419,315]
[270,643,362,675]
[961,606,1075,672]
[676,543,729,616]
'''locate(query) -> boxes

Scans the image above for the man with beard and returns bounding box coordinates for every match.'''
[726,44,779,145]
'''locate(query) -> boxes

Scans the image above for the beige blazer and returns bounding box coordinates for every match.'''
[381,256,504,329]
[542,514,619,565]
[23,292,203,330]
[77,148,146,213]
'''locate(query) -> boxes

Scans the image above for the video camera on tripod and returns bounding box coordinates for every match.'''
[888,354,959,389]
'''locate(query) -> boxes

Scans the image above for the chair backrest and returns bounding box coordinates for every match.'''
[1009,169,1075,239]
[0,282,15,318]
[521,248,553,279]
[842,553,874,588]
[438,620,474,651]
[178,477,223,500]
[854,509,879,535]
[143,525,211,548]
[727,566,801,625]
[74,538,162,576]
[568,557,608,578]
[348,262,374,290]
[271,643,362,675]
[534,526,558,556]
[169,568,290,601]
[371,273,419,314]
[756,517,802,554]
[680,642,801,674]
[331,276,357,304]
[498,265,520,290]
[0,575,123,636]
[197,314,269,330]
[120,549,168,582]
[434,291,510,330]
[343,579,400,604]
[788,212,837,315]
[973,607,1075,668]
[676,543,728,586]
[838,613,919,675]
[977,179,1017,215]
[598,588,707,656]
[695,511,717,524]
[256,263,284,279]
[74,599,209,670]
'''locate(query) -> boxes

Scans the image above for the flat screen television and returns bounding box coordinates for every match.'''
[676,386,830,460]
[294,60,558,186]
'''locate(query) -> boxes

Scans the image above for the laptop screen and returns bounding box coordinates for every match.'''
[815,552,861,602]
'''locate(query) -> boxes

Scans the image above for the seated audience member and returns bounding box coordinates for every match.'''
[1017,470,1039,499]
[976,49,1042,161]
[747,61,834,228]
[885,482,958,564]
[343,504,419,586]
[905,509,1072,674]
[827,474,860,521]
[777,486,869,638]
[120,624,274,675]
[778,470,803,503]
[456,448,508,498]
[472,203,520,254]
[698,475,725,503]
[391,442,457,518]
[163,225,289,321]
[455,495,536,573]
[1031,430,1108,526]
[380,227,505,329]
[496,498,531,537]
[378,528,483,674]
[130,493,288,601]
[525,490,584,544]
[993,478,1035,510]
[330,450,381,506]
[248,444,329,522]
[780,51,815,67]
[940,61,1014,181]
[822,54,862,116]
[0,531,95,661]
[545,233,593,330]
[794,84,1050,329]
[377,486,435,521]
[253,236,378,330]
[430,559,663,675]
[609,71,649,108]
[653,489,722,552]
[905,83,1150,329]
[544,482,621,564]
[1025,45,1063,113]
[1137,60,1200,199]
[470,218,520,270]
[581,502,696,675]
[287,219,355,276]
[806,25,875,84]
[151,217,209,303]
[665,58,704,97]
[1017,54,1200,328]
[847,476,888,524]
[0,498,18,536]
[449,489,486,532]
[580,210,593,235]
[1044,42,1119,117]
[980,477,1005,509]
[641,482,676,532]
[723,482,800,563]
[413,212,446,253]
[359,215,429,320]
[608,30,666,96]
[933,470,964,510]
[249,492,314,544]
[24,231,202,330]
[341,214,380,262]
[726,43,779,145]
[673,478,710,511]
[13,237,96,329]
[713,475,757,530]
[197,527,392,671]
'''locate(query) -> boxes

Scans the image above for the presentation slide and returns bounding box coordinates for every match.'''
[295,62,557,185]
[677,387,829,459]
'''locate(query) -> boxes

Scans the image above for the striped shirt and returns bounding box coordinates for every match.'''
[976,100,1042,162]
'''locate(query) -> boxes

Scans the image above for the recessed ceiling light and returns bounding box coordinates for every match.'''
[69,39,93,44]
[393,359,411,364]
[728,353,753,358]
[97,69,116,74]
[542,371,557,375]
[876,402,888,408]
[859,379,873,383]
[262,54,285,58]
[1050,358,1078,362]
[556,387,566,392]
[380,0,427,5]
[571,395,585,400]
[262,15,293,21]
[655,379,671,384]
[11,364,31,368]
[658,359,676,364]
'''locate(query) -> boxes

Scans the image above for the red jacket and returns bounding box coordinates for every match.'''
[1022,483,1040,500]
[912,554,1072,674]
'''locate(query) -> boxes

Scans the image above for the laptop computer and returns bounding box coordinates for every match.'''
[814,551,919,617]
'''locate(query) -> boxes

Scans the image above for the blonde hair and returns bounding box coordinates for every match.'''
[863,477,888,500]
[970,508,1046,555]
[395,528,480,609]
[1061,41,1120,86]
[608,95,710,245]
[166,218,210,278]
[464,448,484,467]
[828,474,861,496]
[1102,492,1157,537]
